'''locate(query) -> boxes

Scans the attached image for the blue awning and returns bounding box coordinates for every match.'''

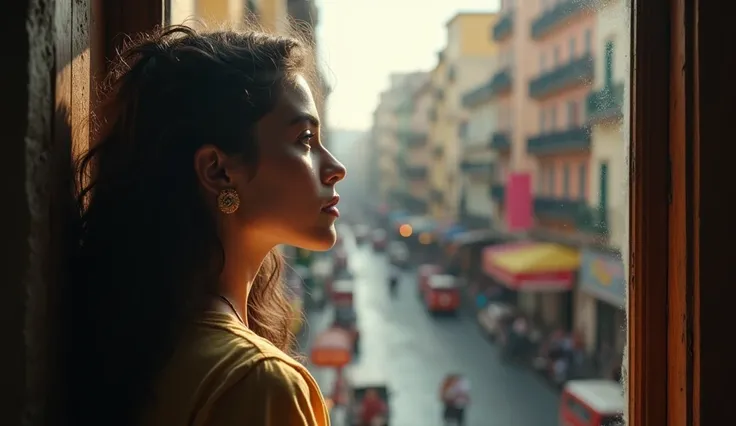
[441,224,466,242]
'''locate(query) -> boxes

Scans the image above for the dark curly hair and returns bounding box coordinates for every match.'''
[61,24,319,426]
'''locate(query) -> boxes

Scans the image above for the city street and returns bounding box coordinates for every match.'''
[300,229,560,426]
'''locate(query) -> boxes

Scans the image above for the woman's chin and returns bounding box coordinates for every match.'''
[296,226,338,251]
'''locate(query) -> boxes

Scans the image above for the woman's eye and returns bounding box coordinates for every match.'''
[299,131,314,149]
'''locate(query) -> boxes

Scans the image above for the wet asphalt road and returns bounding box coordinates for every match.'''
[300,230,560,426]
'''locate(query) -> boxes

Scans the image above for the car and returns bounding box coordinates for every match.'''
[424,274,461,314]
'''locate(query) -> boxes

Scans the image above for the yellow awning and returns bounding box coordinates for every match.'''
[491,243,580,274]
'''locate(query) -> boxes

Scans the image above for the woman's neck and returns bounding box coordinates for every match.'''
[216,235,272,327]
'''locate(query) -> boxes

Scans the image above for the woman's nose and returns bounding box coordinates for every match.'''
[320,149,347,185]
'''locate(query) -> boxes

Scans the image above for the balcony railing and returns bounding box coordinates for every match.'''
[460,160,491,175]
[534,197,586,220]
[490,183,505,202]
[534,198,609,235]
[489,131,511,151]
[531,0,595,39]
[576,205,609,236]
[492,12,514,41]
[461,69,512,108]
[529,55,593,99]
[586,82,625,124]
[398,130,428,147]
[527,126,591,155]
[403,165,428,180]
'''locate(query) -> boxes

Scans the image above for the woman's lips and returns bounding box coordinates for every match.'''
[321,195,340,217]
[321,205,340,217]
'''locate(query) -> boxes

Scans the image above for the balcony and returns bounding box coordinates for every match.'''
[403,165,428,180]
[531,0,595,39]
[432,145,444,157]
[399,130,428,147]
[489,131,511,151]
[405,195,429,214]
[430,188,444,202]
[460,160,491,175]
[492,12,514,41]
[534,197,586,221]
[529,55,594,99]
[461,69,513,108]
[586,82,625,124]
[490,183,506,202]
[527,126,591,155]
[576,205,609,236]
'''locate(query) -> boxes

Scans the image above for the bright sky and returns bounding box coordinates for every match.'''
[316,0,501,131]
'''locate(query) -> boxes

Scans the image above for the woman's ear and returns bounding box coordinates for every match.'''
[193,145,233,196]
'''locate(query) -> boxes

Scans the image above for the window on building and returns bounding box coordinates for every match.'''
[584,28,593,53]
[605,40,615,85]
[553,45,560,66]
[563,163,570,198]
[539,109,546,133]
[569,36,576,58]
[538,165,546,195]
[579,163,587,200]
[548,166,555,196]
[540,52,546,72]
[567,100,579,127]
[550,105,557,130]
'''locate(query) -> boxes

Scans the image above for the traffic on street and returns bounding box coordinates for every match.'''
[290,225,582,426]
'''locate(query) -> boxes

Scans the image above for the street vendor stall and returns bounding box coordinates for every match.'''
[310,327,354,407]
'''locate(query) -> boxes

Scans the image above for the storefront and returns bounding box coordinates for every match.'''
[577,248,627,370]
[482,241,580,331]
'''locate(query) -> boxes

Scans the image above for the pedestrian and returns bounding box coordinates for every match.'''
[359,388,388,426]
[60,24,345,426]
[441,374,471,426]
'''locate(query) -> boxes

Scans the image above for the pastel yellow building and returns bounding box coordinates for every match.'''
[427,12,499,223]
[170,0,287,33]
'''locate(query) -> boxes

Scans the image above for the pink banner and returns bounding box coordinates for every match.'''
[505,172,532,231]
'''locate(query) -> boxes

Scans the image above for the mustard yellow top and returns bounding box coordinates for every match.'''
[143,311,330,426]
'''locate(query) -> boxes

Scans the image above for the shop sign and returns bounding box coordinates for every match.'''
[579,248,626,307]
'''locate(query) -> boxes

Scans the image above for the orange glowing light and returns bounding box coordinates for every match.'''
[399,224,413,237]
[419,232,432,244]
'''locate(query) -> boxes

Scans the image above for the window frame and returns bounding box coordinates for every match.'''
[628,0,708,424]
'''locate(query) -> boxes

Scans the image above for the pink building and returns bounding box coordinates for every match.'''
[526,0,596,232]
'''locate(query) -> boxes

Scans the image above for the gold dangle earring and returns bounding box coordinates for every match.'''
[217,189,240,214]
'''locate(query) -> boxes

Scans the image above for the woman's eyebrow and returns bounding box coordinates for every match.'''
[288,112,320,127]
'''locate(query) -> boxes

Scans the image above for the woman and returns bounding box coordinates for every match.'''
[61,25,345,426]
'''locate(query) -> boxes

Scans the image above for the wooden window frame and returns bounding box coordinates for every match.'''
[631,0,731,424]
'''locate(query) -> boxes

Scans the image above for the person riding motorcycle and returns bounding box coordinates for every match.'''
[359,388,388,426]
[440,374,471,426]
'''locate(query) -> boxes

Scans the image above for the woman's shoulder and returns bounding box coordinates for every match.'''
[194,356,328,426]
[149,311,327,426]
[189,311,305,373]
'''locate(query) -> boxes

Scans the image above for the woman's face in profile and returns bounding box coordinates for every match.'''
[235,74,346,251]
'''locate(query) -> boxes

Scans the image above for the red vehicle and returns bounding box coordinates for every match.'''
[330,279,355,306]
[417,264,442,297]
[423,274,461,313]
[559,380,624,426]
